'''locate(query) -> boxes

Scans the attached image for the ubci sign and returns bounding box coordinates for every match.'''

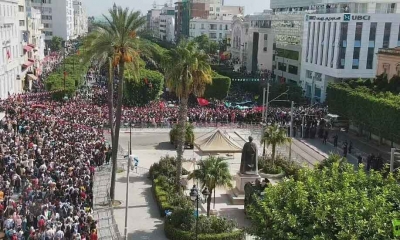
[344,14,371,21]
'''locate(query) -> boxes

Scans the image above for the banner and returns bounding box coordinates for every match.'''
[197,98,209,106]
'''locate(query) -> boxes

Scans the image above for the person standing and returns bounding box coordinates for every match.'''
[333,134,338,147]
[343,141,348,157]
[323,130,328,145]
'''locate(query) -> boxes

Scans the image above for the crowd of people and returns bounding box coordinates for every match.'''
[0,84,107,239]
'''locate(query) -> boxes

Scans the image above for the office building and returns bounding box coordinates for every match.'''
[189,18,231,41]
[31,0,76,42]
[271,0,400,102]
[376,47,400,80]
[73,0,88,37]
[159,6,175,42]
[0,0,22,99]
[147,8,161,37]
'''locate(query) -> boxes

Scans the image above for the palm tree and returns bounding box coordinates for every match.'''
[260,124,291,164]
[164,40,212,191]
[188,156,232,216]
[83,5,150,202]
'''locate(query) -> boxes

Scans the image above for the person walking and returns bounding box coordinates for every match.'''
[348,141,353,154]
[333,134,338,147]
[343,141,348,157]
[323,130,328,145]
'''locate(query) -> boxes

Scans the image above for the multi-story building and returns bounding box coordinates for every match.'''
[272,0,400,102]
[189,18,231,42]
[73,0,88,37]
[159,6,175,42]
[376,47,400,80]
[229,15,250,71]
[147,8,161,37]
[0,0,22,99]
[31,0,75,42]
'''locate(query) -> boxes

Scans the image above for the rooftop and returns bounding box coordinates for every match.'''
[378,47,400,56]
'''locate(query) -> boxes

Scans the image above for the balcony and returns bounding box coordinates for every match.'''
[38,24,44,30]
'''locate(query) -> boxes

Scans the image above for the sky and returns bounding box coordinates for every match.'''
[83,0,270,17]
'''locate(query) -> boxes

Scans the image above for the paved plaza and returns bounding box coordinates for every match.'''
[109,127,392,239]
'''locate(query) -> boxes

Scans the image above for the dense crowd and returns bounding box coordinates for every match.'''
[0,93,107,239]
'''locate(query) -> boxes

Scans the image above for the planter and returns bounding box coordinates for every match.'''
[259,171,286,179]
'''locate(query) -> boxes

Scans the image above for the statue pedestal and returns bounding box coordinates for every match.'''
[229,172,261,205]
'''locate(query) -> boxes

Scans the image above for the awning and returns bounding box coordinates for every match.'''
[22,59,34,68]
[27,74,38,81]
[23,45,33,52]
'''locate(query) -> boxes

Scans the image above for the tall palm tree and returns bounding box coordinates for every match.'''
[164,40,212,191]
[260,124,291,164]
[83,5,149,202]
[188,156,232,216]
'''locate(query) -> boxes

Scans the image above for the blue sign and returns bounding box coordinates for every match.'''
[344,14,351,21]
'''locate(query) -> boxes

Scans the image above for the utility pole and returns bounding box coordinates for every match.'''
[265,82,270,124]
[261,87,266,121]
[124,140,131,240]
[289,101,294,161]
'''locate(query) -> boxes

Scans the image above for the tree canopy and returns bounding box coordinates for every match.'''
[248,156,400,239]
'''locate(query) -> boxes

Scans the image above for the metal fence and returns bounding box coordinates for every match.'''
[116,121,263,130]
[93,164,122,240]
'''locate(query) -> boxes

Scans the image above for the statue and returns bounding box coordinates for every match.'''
[240,136,258,174]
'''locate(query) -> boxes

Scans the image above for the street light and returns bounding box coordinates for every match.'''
[190,185,210,240]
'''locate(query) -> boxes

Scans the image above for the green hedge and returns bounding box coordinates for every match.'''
[152,178,174,217]
[326,83,400,141]
[164,222,245,240]
[123,68,164,106]
[204,72,231,100]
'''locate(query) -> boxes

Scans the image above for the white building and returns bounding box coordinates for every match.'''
[73,0,88,37]
[189,18,232,42]
[229,15,250,71]
[0,0,22,99]
[271,0,400,102]
[147,9,161,37]
[31,0,75,42]
[159,7,175,42]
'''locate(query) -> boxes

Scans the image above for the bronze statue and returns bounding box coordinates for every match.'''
[240,136,258,174]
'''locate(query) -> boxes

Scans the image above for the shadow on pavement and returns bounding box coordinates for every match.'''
[154,142,175,150]
[127,224,167,240]
[217,207,251,228]
[141,182,164,219]
[116,173,149,184]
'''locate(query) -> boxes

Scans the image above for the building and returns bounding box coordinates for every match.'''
[31,0,76,42]
[189,18,231,41]
[271,0,400,102]
[159,6,175,42]
[73,0,88,37]
[147,8,161,37]
[175,0,208,41]
[0,0,22,99]
[229,15,250,71]
[376,47,400,80]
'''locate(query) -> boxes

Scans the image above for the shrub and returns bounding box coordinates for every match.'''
[274,156,302,179]
[149,155,189,180]
[197,216,236,234]
[204,72,231,100]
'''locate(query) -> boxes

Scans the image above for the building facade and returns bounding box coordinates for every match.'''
[73,0,88,37]
[31,0,75,42]
[0,0,22,99]
[147,8,161,37]
[189,18,231,41]
[376,47,400,80]
[229,15,250,71]
[159,7,175,42]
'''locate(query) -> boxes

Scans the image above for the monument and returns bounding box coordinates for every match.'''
[230,136,261,205]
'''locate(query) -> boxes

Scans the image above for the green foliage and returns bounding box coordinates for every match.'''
[49,36,63,52]
[247,159,400,239]
[123,68,164,106]
[203,72,231,100]
[45,51,89,100]
[193,35,218,54]
[326,83,400,140]
[169,123,195,147]
[258,155,301,177]
[149,155,190,180]
[316,154,346,170]
[164,221,244,240]
[260,124,291,162]
[197,216,237,234]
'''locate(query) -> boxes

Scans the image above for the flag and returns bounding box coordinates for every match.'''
[159,102,166,109]
[197,98,209,106]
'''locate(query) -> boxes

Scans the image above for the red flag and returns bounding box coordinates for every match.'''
[159,102,166,109]
[197,98,209,106]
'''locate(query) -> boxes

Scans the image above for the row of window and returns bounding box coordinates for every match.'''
[277,62,299,75]
[189,23,229,30]
[190,32,226,39]
[274,3,397,14]
[0,4,17,18]
[31,0,52,3]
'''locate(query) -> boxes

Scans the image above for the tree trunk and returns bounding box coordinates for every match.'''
[110,61,125,202]
[207,190,212,217]
[271,144,276,165]
[108,58,114,142]
[175,95,188,192]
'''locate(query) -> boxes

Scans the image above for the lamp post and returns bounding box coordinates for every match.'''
[190,185,210,240]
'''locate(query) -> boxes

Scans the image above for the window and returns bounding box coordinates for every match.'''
[43,23,51,28]
[276,48,299,61]
[369,22,377,47]
[201,24,204,29]
[216,7,220,12]
[209,33,216,39]
[376,3,396,13]
[219,24,222,30]
[263,34,268,51]
[288,65,298,75]
[383,63,390,74]
[366,48,374,69]
[219,33,222,39]
[210,24,217,30]
[354,22,362,47]
[306,70,313,78]
[18,5,24,12]
[210,7,213,11]
[338,22,348,69]
[398,25,400,46]
[352,47,360,69]
[225,25,228,30]
[278,62,287,72]
[383,23,391,48]
[19,20,24,27]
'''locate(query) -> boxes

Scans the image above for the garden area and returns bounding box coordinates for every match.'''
[149,155,245,240]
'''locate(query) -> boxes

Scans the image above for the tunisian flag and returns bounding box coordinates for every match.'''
[197,98,209,106]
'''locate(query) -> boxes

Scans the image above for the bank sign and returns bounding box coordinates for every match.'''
[306,15,341,21]
[344,14,371,21]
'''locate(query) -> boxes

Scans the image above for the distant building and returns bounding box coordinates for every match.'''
[147,9,161,37]
[159,7,175,42]
[73,0,88,38]
[229,15,250,71]
[189,18,231,42]
[376,47,400,80]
